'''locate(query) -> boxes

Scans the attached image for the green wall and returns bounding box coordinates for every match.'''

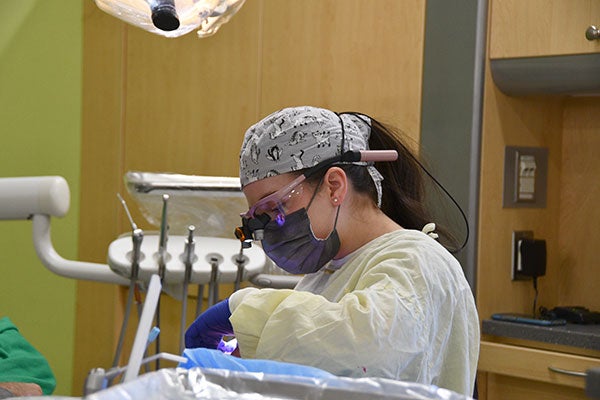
[0,0,82,395]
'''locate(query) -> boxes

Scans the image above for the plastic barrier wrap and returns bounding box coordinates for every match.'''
[124,172,246,238]
[83,368,473,400]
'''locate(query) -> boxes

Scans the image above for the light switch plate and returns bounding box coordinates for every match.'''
[503,146,548,208]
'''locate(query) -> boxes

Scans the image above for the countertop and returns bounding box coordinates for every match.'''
[482,319,600,352]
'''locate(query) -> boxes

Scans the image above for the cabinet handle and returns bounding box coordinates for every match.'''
[585,25,600,41]
[548,366,587,377]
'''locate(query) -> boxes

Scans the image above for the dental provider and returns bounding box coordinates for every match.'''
[185,106,480,396]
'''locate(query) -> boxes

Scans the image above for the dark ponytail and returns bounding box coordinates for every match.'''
[368,119,431,230]
[306,113,460,250]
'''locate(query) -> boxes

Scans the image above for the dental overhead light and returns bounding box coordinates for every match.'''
[94,0,246,38]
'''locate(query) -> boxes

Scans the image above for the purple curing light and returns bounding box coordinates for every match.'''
[217,337,238,354]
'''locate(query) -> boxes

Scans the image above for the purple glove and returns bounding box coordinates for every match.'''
[185,299,233,349]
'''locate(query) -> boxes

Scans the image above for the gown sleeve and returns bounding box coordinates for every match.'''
[228,259,430,378]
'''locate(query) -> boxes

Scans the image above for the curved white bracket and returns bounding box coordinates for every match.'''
[32,214,129,285]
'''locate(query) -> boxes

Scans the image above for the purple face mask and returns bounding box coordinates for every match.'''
[261,207,340,275]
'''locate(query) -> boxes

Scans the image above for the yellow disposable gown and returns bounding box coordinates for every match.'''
[229,229,479,396]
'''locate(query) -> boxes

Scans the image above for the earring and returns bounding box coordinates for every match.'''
[333,198,339,204]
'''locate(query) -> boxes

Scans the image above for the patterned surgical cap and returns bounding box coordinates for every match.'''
[239,106,384,206]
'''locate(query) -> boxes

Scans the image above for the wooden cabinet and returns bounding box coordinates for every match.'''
[478,2,600,399]
[489,0,600,59]
[478,340,600,400]
[488,0,600,96]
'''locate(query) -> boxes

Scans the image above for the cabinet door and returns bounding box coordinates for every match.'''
[481,373,591,400]
[479,342,600,389]
[490,0,600,58]
[478,341,600,399]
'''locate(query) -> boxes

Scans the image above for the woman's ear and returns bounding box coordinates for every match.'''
[323,167,348,205]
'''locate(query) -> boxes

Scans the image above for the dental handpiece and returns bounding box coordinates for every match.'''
[207,257,219,307]
[155,194,169,369]
[130,228,143,280]
[113,195,145,372]
[180,225,195,353]
[234,244,246,291]
[117,193,145,280]
[183,226,196,278]
[157,194,169,281]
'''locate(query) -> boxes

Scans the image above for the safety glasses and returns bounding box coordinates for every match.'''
[243,174,306,225]
[235,175,306,246]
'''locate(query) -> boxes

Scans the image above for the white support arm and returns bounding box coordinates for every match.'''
[0,176,70,219]
[32,214,129,285]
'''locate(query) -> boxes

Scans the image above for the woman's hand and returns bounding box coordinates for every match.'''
[185,299,233,349]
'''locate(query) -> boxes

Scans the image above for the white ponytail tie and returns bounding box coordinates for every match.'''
[422,223,439,240]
